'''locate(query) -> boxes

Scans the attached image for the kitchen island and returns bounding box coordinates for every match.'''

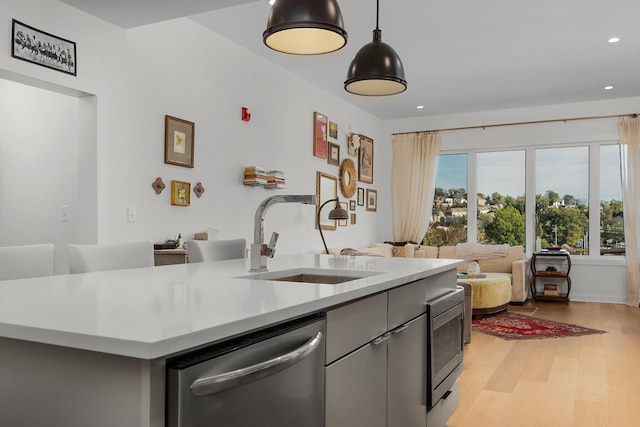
[0,254,462,426]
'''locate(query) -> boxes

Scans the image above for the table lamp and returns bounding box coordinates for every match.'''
[317,198,349,254]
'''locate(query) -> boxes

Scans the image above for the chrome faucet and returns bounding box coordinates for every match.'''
[250,194,317,272]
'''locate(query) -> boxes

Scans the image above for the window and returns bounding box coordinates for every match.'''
[535,147,589,254]
[425,154,467,246]
[476,151,526,246]
[600,145,624,255]
[429,141,619,258]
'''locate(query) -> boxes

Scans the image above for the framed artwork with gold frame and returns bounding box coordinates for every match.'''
[329,121,338,139]
[313,112,328,159]
[171,180,191,206]
[165,115,195,168]
[316,171,337,229]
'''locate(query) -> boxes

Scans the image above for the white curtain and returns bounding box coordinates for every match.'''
[618,117,640,307]
[391,132,440,243]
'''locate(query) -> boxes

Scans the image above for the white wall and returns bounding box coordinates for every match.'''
[1,0,392,273]
[383,98,639,303]
[0,79,81,273]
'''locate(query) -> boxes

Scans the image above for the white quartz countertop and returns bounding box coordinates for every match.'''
[0,254,461,359]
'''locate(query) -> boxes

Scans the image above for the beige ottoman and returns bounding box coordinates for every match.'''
[457,273,511,319]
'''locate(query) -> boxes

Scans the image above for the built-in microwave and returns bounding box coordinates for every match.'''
[426,287,464,408]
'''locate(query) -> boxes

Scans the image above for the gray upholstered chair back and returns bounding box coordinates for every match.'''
[67,241,154,274]
[0,243,55,280]
[187,239,246,263]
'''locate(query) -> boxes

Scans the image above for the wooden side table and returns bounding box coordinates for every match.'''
[530,252,571,303]
[154,249,188,266]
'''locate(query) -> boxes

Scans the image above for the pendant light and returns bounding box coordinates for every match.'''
[263,0,348,55]
[344,0,407,96]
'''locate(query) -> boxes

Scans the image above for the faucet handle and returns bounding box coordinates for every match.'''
[265,232,279,258]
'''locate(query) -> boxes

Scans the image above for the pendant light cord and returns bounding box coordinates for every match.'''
[375,0,380,30]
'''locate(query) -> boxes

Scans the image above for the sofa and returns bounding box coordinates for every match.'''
[330,242,528,304]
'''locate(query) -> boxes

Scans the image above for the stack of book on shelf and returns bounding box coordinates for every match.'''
[539,247,569,254]
[243,166,267,186]
[265,170,287,189]
[543,284,559,296]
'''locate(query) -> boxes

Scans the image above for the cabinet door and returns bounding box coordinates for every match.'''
[388,313,427,427]
[325,339,387,427]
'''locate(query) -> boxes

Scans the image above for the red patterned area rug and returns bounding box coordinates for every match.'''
[472,312,606,340]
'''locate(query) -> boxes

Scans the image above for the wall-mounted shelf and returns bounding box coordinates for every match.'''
[243,167,287,189]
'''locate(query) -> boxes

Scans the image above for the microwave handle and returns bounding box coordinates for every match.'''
[190,331,322,397]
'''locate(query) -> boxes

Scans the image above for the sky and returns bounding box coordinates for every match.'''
[436,147,622,202]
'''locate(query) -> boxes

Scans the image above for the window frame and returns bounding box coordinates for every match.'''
[436,140,623,259]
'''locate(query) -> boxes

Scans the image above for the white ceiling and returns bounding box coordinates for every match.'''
[59,0,640,120]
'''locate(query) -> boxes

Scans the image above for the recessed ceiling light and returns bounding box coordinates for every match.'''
[608,37,620,43]
[604,86,614,90]
[416,105,424,109]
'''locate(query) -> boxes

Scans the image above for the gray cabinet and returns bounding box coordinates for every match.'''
[325,292,388,427]
[325,276,443,427]
[325,338,387,427]
[387,313,427,427]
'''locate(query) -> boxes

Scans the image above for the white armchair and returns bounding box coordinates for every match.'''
[187,239,246,263]
[67,241,154,274]
[0,244,55,280]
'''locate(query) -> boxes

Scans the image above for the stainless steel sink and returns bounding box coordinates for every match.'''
[237,268,381,285]
[269,273,359,284]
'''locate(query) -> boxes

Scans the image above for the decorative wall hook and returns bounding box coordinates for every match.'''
[193,182,205,198]
[152,177,166,194]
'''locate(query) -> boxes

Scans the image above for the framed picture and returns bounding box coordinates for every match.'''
[358,135,374,183]
[313,112,328,159]
[171,180,191,206]
[366,189,377,212]
[339,202,348,226]
[316,172,337,230]
[329,121,338,139]
[165,115,195,168]
[11,19,77,76]
[357,187,365,206]
[350,200,356,211]
[351,213,357,225]
[328,142,340,166]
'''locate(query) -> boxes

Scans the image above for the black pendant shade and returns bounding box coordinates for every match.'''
[344,2,407,96]
[263,0,348,55]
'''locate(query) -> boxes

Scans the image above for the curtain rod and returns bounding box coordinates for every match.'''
[392,112,639,135]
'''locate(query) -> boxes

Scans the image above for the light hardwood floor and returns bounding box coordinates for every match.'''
[446,301,640,427]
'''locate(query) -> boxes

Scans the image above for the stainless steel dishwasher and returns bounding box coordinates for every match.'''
[166,315,325,427]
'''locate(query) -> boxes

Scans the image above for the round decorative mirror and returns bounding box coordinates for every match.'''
[339,158,357,198]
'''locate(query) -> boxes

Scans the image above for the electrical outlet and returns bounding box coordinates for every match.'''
[127,206,136,222]
[61,205,69,222]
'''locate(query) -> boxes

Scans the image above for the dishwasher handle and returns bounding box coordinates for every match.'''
[190,331,323,397]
